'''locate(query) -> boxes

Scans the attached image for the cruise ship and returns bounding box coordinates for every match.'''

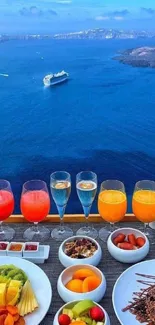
[43,70,69,86]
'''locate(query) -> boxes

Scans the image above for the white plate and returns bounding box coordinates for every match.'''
[0,256,52,325]
[112,259,155,325]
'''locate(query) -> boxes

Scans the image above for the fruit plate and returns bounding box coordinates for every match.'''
[112,260,155,325]
[0,256,52,325]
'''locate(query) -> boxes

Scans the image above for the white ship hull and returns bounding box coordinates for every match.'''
[43,71,69,86]
[44,76,68,86]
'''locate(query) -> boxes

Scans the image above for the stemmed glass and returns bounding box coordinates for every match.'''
[50,171,73,241]
[0,180,15,240]
[98,180,127,241]
[76,171,98,239]
[20,180,50,241]
[132,180,155,238]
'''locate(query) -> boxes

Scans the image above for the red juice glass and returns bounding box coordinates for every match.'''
[0,180,15,240]
[21,180,50,241]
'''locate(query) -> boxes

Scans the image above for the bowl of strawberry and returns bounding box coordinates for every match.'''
[53,300,110,325]
[107,228,149,263]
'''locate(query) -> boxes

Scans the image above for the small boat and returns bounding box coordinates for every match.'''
[43,70,69,86]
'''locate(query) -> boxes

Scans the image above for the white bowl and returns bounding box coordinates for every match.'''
[53,300,110,325]
[23,242,39,257]
[59,236,102,268]
[57,264,106,303]
[107,228,149,264]
[7,242,25,257]
[0,242,9,256]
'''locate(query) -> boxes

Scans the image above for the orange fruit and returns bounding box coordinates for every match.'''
[82,276,101,293]
[65,279,83,293]
[72,269,96,280]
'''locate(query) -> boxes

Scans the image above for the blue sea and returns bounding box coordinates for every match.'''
[1,38,155,214]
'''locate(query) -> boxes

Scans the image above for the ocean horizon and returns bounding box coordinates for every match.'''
[1,38,155,214]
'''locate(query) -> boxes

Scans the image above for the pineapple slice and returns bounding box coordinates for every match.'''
[0,283,7,305]
[18,280,38,316]
[6,280,21,306]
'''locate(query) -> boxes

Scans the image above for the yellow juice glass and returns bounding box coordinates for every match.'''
[98,180,127,241]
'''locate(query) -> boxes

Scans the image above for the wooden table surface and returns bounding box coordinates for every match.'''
[8,221,155,325]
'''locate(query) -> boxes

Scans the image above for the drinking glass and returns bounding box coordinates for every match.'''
[98,180,127,241]
[0,180,15,240]
[76,171,98,239]
[50,171,73,241]
[21,180,50,241]
[132,180,155,237]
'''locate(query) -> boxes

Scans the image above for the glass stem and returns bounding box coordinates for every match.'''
[83,206,91,228]
[0,221,3,234]
[34,222,39,234]
[110,222,115,233]
[144,223,149,235]
[57,205,66,231]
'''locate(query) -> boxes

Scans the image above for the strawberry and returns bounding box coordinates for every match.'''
[58,314,71,325]
[89,306,105,322]
[117,242,134,250]
[136,237,146,247]
[113,234,126,245]
[128,234,136,246]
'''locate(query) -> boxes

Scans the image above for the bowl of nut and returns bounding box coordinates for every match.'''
[58,236,102,268]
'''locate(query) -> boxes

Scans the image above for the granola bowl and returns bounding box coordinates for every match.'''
[58,236,102,268]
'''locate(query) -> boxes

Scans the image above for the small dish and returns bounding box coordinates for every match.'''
[107,228,149,263]
[0,242,9,256]
[57,264,106,303]
[59,236,102,268]
[23,242,39,257]
[53,300,110,325]
[7,242,25,257]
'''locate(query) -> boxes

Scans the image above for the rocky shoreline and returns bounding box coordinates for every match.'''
[114,47,155,68]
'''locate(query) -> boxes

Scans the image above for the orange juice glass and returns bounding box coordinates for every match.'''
[98,180,127,241]
[132,180,155,236]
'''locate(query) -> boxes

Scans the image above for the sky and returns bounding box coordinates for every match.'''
[1,0,155,34]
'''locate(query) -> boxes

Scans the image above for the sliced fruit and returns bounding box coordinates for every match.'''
[14,316,25,325]
[72,269,96,281]
[6,306,18,316]
[13,314,20,322]
[82,276,101,293]
[65,279,83,293]
[4,313,14,325]
[0,314,7,325]
[69,321,86,325]
[62,309,74,320]
[0,283,7,305]
[72,300,95,317]
[81,316,92,325]
[0,306,7,315]
[92,321,96,325]
[17,280,38,316]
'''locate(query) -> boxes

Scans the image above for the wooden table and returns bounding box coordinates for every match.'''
[9,218,155,325]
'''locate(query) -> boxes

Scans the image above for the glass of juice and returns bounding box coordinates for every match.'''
[98,180,127,241]
[0,180,15,240]
[76,171,98,239]
[50,171,73,241]
[21,180,50,241]
[132,180,155,237]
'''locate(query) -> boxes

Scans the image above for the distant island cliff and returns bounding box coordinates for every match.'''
[114,47,155,68]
